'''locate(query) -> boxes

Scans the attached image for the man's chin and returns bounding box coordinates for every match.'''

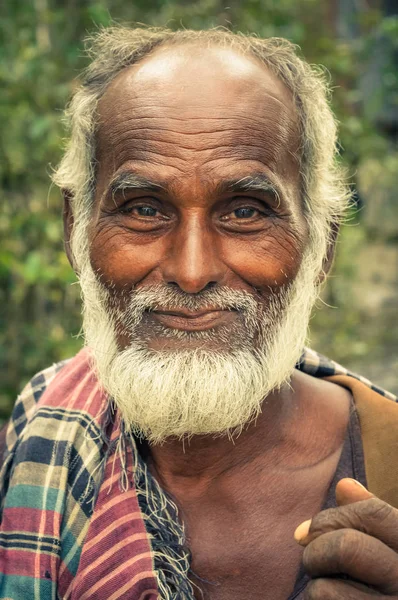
[86,335,293,445]
[127,331,251,354]
[135,336,232,353]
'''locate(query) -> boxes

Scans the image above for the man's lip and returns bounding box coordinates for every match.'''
[150,309,237,330]
[152,308,233,319]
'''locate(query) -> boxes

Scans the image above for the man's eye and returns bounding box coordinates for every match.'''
[136,206,158,217]
[222,206,264,221]
[233,207,259,219]
[121,205,158,217]
[218,204,272,230]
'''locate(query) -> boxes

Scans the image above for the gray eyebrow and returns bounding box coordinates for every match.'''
[217,175,281,207]
[108,173,164,198]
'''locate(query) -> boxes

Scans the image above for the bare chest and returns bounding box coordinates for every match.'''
[179,458,342,600]
[188,508,306,600]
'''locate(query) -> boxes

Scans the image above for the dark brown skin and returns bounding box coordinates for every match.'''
[64,45,398,599]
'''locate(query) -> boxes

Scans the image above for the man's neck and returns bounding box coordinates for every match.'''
[147,378,297,489]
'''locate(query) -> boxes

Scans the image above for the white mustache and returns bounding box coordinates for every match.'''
[113,284,264,330]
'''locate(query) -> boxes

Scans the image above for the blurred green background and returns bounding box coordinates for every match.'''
[1,0,397,421]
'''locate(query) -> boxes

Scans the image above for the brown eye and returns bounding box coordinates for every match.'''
[233,208,258,219]
[136,206,158,217]
[120,205,159,217]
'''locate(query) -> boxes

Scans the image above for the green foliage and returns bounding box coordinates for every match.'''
[1,0,397,420]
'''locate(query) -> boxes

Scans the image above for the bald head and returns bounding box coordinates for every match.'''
[105,43,295,101]
[98,43,299,138]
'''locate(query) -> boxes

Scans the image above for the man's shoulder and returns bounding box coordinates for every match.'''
[298,348,398,505]
[1,358,70,455]
[0,352,107,529]
[298,347,397,402]
[1,350,106,497]
[18,358,71,407]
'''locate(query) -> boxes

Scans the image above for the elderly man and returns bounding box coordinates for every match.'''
[1,26,398,600]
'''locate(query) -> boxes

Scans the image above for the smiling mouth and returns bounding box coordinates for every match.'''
[150,309,237,331]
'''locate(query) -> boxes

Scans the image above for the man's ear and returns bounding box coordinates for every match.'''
[317,221,340,284]
[62,189,76,272]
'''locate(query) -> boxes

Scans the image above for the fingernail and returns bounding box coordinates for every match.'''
[294,519,312,544]
[351,479,368,490]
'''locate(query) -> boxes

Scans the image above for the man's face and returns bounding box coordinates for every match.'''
[76,45,318,442]
[89,45,307,348]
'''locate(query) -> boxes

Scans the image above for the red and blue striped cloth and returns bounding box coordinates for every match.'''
[0,350,193,599]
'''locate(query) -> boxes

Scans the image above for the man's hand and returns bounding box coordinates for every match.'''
[294,478,398,598]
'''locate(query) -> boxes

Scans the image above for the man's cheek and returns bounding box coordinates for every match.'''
[222,235,302,292]
[89,226,164,290]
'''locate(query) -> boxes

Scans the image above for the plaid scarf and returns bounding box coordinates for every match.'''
[0,348,395,599]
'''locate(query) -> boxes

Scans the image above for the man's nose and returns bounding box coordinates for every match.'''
[161,220,225,294]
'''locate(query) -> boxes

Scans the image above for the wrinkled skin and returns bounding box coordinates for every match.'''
[64,45,398,599]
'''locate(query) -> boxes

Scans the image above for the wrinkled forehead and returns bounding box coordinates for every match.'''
[96,44,301,188]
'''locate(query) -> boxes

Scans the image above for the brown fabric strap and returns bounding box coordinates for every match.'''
[327,375,398,508]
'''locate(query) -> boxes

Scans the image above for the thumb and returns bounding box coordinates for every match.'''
[336,478,374,506]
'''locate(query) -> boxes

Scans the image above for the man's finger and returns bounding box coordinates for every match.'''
[336,478,374,506]
[302,528,398,595]
[304,577,386,599]
[294,497,398,553]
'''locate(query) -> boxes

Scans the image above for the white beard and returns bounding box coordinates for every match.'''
[79,249,320,444]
